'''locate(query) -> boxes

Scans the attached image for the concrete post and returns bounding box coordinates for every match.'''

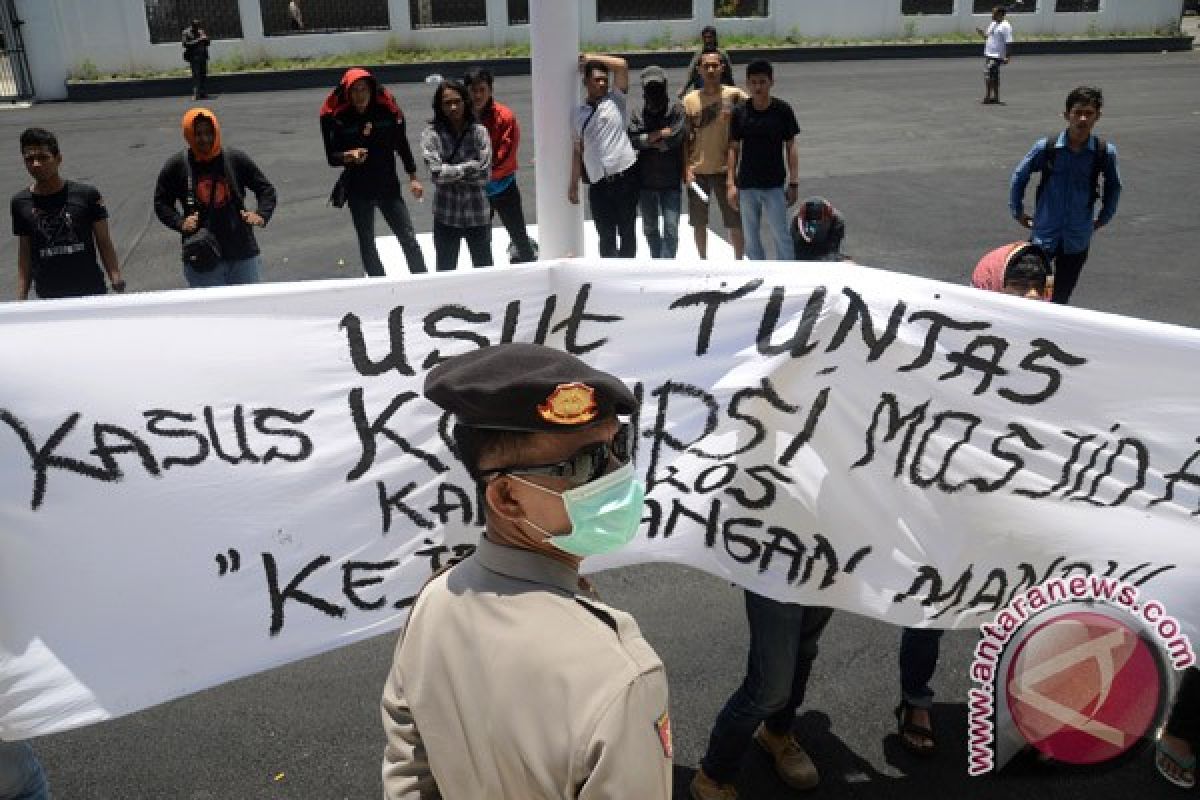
[530,0,584,258]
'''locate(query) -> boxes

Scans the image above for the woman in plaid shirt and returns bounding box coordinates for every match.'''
[420,80,493,272]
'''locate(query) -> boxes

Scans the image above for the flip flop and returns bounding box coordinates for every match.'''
[894,702,936,757]
[1157,737,1197,789]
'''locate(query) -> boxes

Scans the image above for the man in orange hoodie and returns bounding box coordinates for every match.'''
[463,67,536,264]
[153,108,277,287]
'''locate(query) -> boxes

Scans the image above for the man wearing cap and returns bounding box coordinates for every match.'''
[891,240,1053,758]
[629,66,685,259]
[569,53,640,258]
[381,343,672,799]
[791,196,846,262]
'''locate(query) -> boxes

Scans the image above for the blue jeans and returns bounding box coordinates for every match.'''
[0,741,49,800]
[701,592,834,784]
[348,191,426,277]
[739,187,791,261]
[899,627,944,710]
[639,188,681,259]
[183,254,261,288]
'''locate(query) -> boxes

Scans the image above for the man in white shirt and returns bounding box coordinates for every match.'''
[569,53,640,258]
[977,6,1013,105]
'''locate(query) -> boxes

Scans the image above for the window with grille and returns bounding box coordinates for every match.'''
[262,0,389,35]
[144,0,243,44]
[597,0,692,22]
[715,0,768,17]
[973,0,1037,10]
[409,0,487,29]
[901,0,954,14]
[1055,0,1099,10]
[508,0,528,25]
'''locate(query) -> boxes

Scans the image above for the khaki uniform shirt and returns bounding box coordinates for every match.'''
[381,537,672,799]
[683,86,747,175]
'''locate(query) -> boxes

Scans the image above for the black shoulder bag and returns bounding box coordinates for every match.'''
[182,150,242,272]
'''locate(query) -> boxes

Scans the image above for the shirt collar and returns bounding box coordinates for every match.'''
[1055,131,1095,150]
[474,536,580,594]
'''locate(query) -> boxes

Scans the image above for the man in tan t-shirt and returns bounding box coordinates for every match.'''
[683,51,747,259]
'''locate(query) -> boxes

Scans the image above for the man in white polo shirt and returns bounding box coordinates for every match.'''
[569,53,640,258]
[977,6,1013,105]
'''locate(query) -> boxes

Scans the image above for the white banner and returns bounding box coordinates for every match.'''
[2,260,1198,738]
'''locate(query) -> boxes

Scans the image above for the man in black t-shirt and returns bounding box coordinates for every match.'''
[11,127,124,300]
[726,60,799,261]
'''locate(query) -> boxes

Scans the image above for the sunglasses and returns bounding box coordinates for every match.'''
[482,424,633,487]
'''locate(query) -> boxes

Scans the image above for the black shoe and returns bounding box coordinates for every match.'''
[895,702,937,757]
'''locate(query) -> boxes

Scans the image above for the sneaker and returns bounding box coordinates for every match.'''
[689,768,738,800]
[753,723,819,790]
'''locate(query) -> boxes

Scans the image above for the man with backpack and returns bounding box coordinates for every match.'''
[1009,86,1121,305]
[154,108,277,287]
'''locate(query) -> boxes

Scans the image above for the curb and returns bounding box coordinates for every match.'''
[66,35,1193,102]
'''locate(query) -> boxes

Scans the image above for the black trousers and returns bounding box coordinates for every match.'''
[1049,245,1089,305]
[189,59,208,97]
[587,168,639,258]
[347,191,426,276]
[1166,667,1200,743]
[433,221,492,271]
[488,180,536,263]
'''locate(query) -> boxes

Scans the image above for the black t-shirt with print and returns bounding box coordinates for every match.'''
[730,97,800,189]
[11,180,108,298]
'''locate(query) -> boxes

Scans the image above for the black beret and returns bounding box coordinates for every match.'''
[424,343,637,432]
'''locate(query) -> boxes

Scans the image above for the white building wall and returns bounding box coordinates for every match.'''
[21,0,1186,100]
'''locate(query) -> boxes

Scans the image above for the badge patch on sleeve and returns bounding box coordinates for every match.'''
[654,710,673,758]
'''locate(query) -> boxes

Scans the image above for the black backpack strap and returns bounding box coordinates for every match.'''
[1034,132,1058,205]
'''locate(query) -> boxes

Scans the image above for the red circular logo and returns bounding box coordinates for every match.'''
[1005,609,1165,765]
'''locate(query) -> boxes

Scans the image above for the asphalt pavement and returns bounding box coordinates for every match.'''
[3,49,1199,799]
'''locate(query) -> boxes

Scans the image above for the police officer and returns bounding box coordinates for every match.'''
[381,343,673,799]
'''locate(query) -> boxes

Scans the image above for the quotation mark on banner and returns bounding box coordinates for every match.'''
[215,548,242,576]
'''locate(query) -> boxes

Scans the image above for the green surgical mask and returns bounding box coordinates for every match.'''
[517,463,645,557]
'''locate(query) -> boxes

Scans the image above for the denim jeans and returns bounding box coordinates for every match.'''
[639,188,681,259]
[700,592,834,783]
[488,180,536,263]
[183,254,261,288]
[739,187,791,261]
[348,191,427,277]
[899,627,945,709]
[587,169,639,258]
[432,222,492,272]
[0,741,49,800]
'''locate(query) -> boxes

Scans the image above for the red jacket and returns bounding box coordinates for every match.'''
[479,100,519,181]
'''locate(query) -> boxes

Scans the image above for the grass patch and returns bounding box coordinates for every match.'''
[68,28,1184,82]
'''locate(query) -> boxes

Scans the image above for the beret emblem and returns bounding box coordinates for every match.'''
[537,382,598,425]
